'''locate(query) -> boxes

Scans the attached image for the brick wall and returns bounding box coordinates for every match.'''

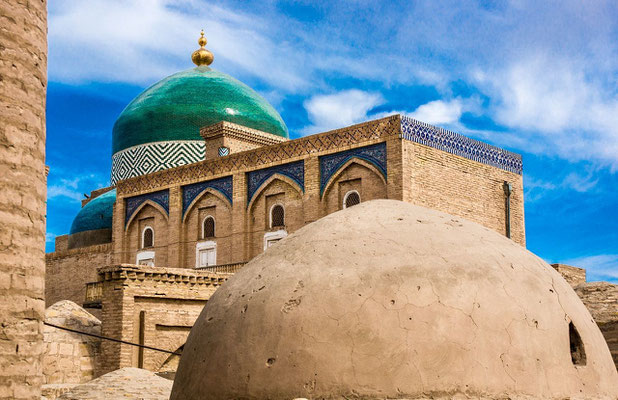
[98,265,224,375]
[45,244,113,307]
[0,1,47,399]
[574,282,618,371]
[552,263,586,287]
[113,118,524,270]
[403,140,525,247]
[43,301,101,384]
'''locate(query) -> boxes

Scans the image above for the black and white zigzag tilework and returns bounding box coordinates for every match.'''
[111,141,205,184]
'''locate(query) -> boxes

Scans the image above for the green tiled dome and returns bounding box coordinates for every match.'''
[70,189,116,234]
[112,66,288,154]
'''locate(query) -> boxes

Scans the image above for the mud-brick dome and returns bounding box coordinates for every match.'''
[68,189,115,249]
[171,200,618,400]
[112,66,289,154]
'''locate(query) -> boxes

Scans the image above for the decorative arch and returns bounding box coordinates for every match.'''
[247,173,304,211]
[182,188,232,223]
[124,189,169,226]
[125,200,169,232]
[319,142,386,194]
[321,158,387,200]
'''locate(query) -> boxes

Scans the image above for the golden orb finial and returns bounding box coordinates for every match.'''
[192,29,214,66]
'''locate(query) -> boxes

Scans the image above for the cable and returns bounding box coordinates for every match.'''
[44,321,182,355]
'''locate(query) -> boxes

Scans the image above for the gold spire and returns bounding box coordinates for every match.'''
[191,30,214,66]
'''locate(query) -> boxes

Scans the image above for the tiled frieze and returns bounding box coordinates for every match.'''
[400,116,523,175]
[117,116,400,195]
[247,161,304,205]
[125,189,170,225]
[111,140,206,185]
[319,142,387,194]
[182,175,233,216]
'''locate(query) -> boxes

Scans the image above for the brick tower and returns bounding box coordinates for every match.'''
[0,1,48,398]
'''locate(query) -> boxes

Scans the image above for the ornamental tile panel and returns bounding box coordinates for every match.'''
[116,116,400,194]
[111,140,205,184]
[319,142,387,194]
[400,116,523,175]
[247,161,305,205]
[125,189,169,225]
[181,176,233,216]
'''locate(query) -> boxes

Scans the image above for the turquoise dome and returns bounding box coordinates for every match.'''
[70,189,116,234]
[112,66,288,154]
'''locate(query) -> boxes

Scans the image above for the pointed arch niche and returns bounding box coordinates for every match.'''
[321,158,387,216]
[248,175,304,259]
[182,188,232,268]
[124,201,169,267]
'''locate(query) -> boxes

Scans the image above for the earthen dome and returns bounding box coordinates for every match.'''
[171,200,618,399]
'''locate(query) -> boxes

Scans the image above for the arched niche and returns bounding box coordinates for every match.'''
[182,189,232,268]
[247,175,304,259]
[321,158,387,216]
[124,201,169,266]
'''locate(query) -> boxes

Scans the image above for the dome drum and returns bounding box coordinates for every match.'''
[111,66,288,183]
[68,189,116,249]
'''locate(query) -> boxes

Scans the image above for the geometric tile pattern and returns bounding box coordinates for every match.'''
[247,161,304,206]
[400,116,523,175]
[182,175,234,217]
[117,117,400,195]
[111,140,206,185]
[319,142,387,194]
[116,115,522,196]
[125,189,169,225]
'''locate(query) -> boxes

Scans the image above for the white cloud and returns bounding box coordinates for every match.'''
[302,90,384,134]
[406,99,464,126]
[476,55,618,168]
[47,186,84,202]
[47,174,106,203]
[49,0,310,90]
[46,233,57,244]
[561,254,618,283]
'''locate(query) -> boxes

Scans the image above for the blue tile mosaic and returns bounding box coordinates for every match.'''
[247,161,304,205]
[319,142,387,194]
[125,189,169,225]
[400,116,523,175]
[70,189,116,234]
[182,175,233,216]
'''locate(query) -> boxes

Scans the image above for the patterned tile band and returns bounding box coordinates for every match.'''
[125,189,169,225]
[247,161,304,206]
[400,116,523,175]
[182,175,234,217]
[319,142,387,194]
[112,140,206,185]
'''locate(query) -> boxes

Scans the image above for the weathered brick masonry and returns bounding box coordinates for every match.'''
[0,1,47,399]
[45,243,113,310]
[97,265,224,375]
[113,115,524,271]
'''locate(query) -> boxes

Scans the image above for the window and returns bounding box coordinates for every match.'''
[343,190,361,208]
[202,216,215,238]
[569,321,586,366]
[270,204,285,228]
[136,250,155,267]
[195,241,217,268]
[264,230,287,250]
[142,227,154,248]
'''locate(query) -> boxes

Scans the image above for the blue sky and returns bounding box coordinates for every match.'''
[46,0,618,282]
